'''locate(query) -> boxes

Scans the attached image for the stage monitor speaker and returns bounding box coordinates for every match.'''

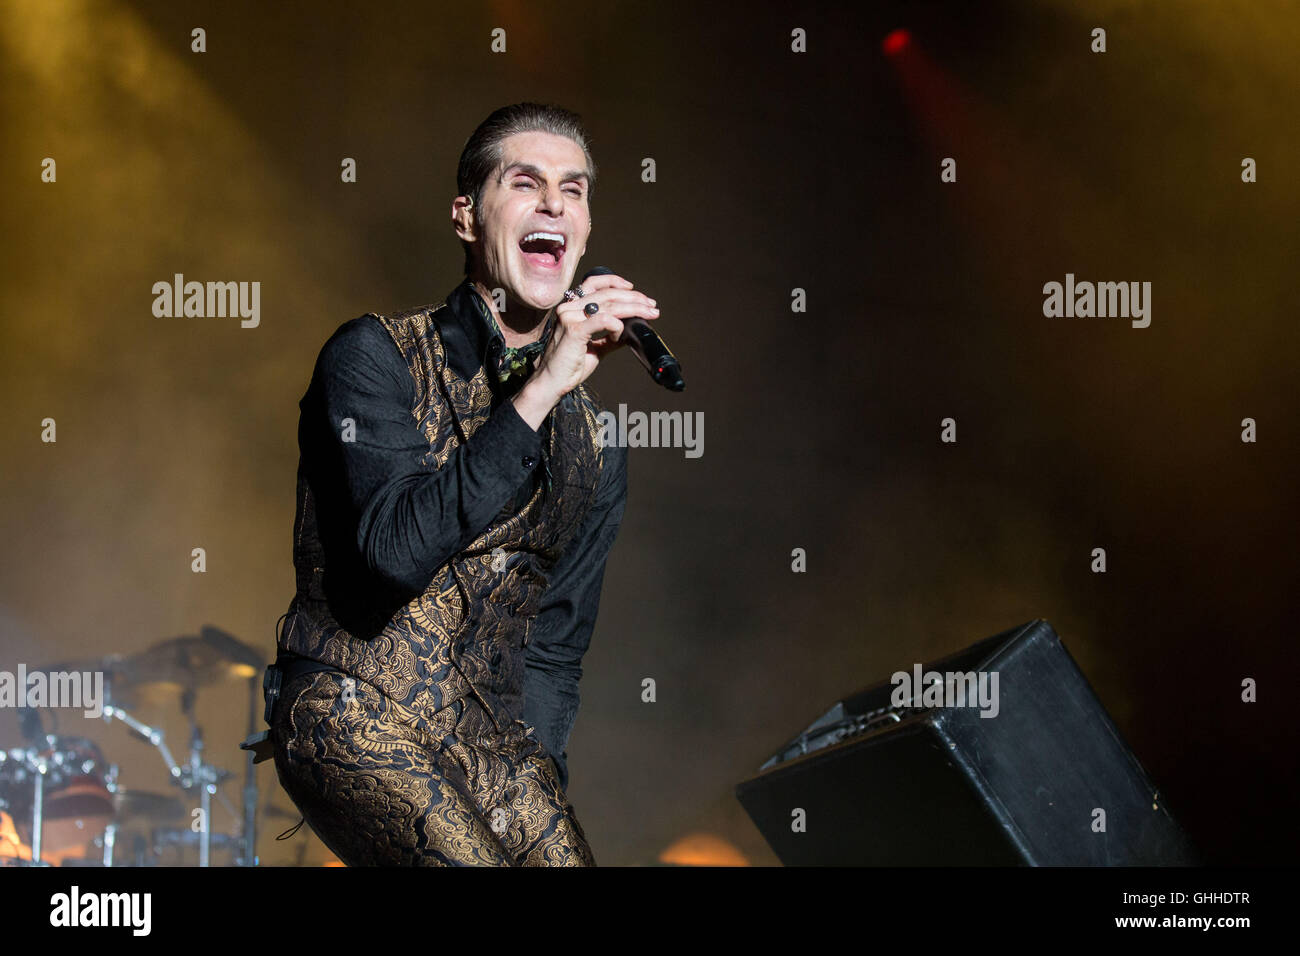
[735,619,1198,865]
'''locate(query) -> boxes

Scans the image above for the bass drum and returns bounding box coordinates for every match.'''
[0,736,114,865]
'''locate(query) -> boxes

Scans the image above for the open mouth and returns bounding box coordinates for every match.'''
[518,231,566,271]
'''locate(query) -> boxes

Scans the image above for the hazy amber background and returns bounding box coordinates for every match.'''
[1,0,1296,865]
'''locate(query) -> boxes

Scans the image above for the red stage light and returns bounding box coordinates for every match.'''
[882,28,911,56]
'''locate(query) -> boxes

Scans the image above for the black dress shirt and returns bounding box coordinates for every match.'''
[298,295,626,790]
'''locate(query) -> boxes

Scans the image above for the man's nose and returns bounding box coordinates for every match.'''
[537,186,565,215]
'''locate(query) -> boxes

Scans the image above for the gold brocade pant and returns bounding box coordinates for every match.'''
[269,669,596,866]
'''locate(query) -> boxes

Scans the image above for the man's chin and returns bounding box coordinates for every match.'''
[517,292,559,312]
[519,277,573,310]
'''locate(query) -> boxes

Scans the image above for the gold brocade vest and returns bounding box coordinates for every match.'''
[280,282,608,740]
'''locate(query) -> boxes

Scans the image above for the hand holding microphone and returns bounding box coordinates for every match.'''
[572,266,684,391]
[512,267,684,430]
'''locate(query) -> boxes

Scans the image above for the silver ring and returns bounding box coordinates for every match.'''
[584,301,599,316]
[562,286,586,302]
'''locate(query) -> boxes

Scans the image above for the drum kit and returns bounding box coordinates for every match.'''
[0,625,271,867]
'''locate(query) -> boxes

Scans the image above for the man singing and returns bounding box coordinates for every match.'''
[266,103,657,865]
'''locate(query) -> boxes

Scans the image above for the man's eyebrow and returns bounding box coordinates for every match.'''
[501,162,590,187]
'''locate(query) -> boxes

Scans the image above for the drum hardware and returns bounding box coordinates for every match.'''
[95,634,254,867]
[2,625,267,867]
[0,737,114,866]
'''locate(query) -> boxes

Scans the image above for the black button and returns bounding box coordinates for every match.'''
[521,454,537,468]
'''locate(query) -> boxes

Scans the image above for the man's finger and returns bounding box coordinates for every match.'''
[564,290,656,321]
[592,290,656,312]
[577,273,633,295]
[581,315,623,342]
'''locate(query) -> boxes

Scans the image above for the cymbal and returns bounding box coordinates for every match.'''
[28,655,134,708]
[111,790,184,822]
[32,653,130,675]
[32,628,264,716]
[198,625,264,669]
[36,627,263,706]
[118,630,262,693]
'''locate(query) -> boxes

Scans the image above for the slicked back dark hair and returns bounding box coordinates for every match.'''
[456,103,597,275]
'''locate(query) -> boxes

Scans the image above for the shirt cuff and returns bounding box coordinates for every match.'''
[481,399,546,475]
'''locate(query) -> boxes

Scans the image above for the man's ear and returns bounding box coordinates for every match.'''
[452,196,476,242]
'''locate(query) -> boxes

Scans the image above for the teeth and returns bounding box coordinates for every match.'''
[521,231,565,248]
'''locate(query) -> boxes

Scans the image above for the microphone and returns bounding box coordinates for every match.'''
[581,266,684,391]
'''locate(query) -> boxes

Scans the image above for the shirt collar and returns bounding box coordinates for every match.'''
[447,278,555,395]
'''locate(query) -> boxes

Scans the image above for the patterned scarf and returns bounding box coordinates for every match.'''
[496,337,548,387]
[483,302,555,390]
[462,280,556,399]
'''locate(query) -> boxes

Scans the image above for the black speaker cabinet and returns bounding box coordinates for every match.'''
[735,619,1198,865]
